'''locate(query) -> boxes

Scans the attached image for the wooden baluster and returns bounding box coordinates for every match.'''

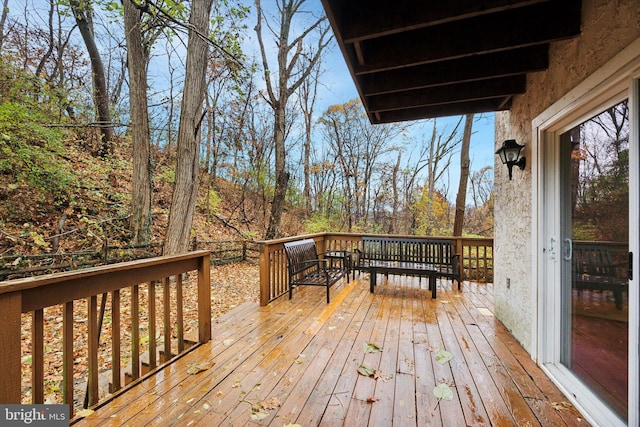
[32,308,44,403]
[176,274,184,353]
[63,301,74,414]
[198,255,211,343]
[111,290,121,392]
[0,292,21,403]
[163,277,171,362]
[88,295,99,407]
[131,285,140,380]
[148,282,156,370]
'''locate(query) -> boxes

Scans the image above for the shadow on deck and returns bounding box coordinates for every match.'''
[73,275,588,426]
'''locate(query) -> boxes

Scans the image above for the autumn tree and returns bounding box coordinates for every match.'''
[318,99,405,231]
[69,0,113,156]
[163,0,214,255]
[254,0,331,239]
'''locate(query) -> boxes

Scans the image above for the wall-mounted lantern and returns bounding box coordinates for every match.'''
[496,139,526,180]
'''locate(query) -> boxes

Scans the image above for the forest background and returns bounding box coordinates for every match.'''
[0,0,495,263]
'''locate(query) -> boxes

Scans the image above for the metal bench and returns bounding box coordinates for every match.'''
[283,239,349,303]
[573,243,627,309]
[353,236,462,290]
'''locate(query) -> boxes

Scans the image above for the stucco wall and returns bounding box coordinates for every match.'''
[493,0,640,353]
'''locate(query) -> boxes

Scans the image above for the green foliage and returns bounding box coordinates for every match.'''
[0,102,75,201]
[199,188,222,214]
[413,187,453,236]
[0,58,45,104]
[303,213,334,234]
[157,166,175,185]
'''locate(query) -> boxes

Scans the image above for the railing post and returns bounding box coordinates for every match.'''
[259,242,271,306]
[454,237,465,280]
[198,253,212,343]
[0,292,22,403]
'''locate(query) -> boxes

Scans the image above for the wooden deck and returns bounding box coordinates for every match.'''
[73,274,588,426]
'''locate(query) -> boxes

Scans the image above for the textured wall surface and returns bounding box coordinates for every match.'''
[493,0,640,353]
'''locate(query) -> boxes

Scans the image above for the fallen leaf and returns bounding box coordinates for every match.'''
[223,338,234,346]
[433,383,454,409]
[259,396,281,410]
[76,409,94,418]
[250,407,269,421]
[363,342,382,353]
[187,361,214,375]
[366,397,379,403]
[551,401,573,412]
[357,364,376,377]
[435,349,453,365]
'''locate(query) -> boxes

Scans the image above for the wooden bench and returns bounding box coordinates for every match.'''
[283,239,349,303]
[573,243,627,309]
[353,237,462,293]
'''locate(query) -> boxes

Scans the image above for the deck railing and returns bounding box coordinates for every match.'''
[258,233,493,306]
[0,251,211,416]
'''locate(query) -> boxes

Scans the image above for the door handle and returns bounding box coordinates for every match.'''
[563,238,573,261]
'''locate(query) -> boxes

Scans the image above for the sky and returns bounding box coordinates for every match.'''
[4,0,496,201]
[241,1,497,201]
[314,39,496,200]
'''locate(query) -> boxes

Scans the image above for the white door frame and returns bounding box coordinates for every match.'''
[533,38,640,427]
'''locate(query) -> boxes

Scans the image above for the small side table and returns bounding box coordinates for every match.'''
[324,250,352,277]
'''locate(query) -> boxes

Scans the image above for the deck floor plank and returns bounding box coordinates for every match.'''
[72,276,590,427]
[294,280,383,425]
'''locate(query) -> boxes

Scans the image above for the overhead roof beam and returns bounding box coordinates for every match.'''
[358,45,548,96]
[375,98,512,123]
[354,1,581,74]
[367,75,527,113]
[331,0,552,42]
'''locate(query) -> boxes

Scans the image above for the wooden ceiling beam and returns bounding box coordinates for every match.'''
[358,45,548,96]
[324,0,551,43]
[373,98,512,123]
[366,75,527,113]
[354,0,581,74]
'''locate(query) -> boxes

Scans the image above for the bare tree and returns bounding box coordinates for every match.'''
[254,0,331,239]
[298,59,321,214]
[69,0,113,156]
[453,113,473,236]
[0,0,8,49]
[163,0,214,255]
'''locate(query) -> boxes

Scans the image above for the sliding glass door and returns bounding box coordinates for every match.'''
[558,101,629,421]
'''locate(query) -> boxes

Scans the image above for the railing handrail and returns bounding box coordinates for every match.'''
[0,250,211,298]
[258,233,493,306]
[0,250,212,411]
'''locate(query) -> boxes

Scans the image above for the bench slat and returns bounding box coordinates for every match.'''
[354,237,461,288]
[284,239,348,303]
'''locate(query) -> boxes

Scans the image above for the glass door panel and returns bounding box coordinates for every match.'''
[560,100,629,420]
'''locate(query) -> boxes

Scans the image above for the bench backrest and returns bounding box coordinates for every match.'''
[573,244,616,277]
[284,239,320,277]
[361,237,455,266]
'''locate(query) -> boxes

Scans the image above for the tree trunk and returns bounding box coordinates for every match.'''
[0,0,9,50]
[69,0,113,156]
[255,0,330,239]
[265,106,289,239]
[453,114,473,236]
[163,0,214,255]
[124,0,153,244]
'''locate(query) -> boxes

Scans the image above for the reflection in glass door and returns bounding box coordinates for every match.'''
[559,101,629,421]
